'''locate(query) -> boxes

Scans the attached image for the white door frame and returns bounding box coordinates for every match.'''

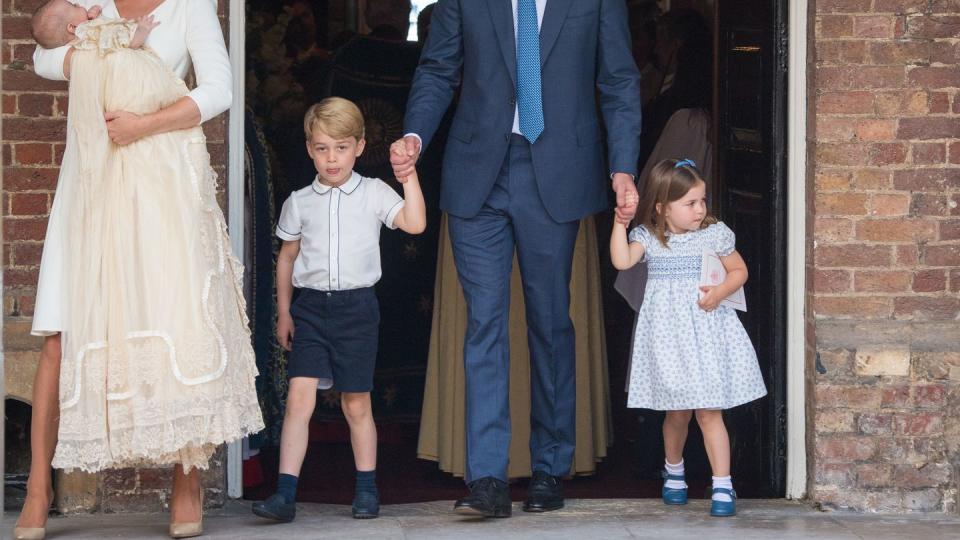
[225,0,246,499]
[785,0,808,500]
[223,0,810,500]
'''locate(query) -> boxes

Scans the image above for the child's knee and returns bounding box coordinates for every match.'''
[341,392,371,421]
[665,409,692,423]
[694,409,723,426]
[285,379,318,420]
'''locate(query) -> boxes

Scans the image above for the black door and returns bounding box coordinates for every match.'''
[713,0,788,497]
[628,0,788,498]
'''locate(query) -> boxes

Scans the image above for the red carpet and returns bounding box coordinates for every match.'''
[244,421,676,504]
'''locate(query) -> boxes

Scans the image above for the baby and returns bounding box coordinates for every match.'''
[32,0,157,52]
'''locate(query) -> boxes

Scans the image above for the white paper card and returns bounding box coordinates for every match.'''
[699,250,747,311]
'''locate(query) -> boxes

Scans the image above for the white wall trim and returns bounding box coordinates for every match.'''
[226,0,246,499]
[786,0,808,500]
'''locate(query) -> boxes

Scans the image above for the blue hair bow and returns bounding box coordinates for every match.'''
[674,158,696,169]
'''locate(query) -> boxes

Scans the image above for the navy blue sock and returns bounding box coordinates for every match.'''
[355,470,377,497]
[276,473,298,504]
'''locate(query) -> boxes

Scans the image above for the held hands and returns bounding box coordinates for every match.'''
[389,135,421,181]
[612,173,638,226]
[697,285,722,312]
[276,312,295,351]
[390,138,418,183]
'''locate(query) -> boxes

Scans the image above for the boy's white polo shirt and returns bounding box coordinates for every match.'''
[276,172,404,291]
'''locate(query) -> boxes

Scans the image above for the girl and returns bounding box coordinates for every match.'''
[610,158,766,517]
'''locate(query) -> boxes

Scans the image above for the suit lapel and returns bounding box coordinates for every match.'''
[488,0,517,88]
[539,0,574,68]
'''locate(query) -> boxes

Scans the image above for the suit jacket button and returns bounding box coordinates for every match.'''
[509,97,516,105]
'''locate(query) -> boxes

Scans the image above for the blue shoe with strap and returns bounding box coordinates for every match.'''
[709,487,737,517]
[661,471,688,505]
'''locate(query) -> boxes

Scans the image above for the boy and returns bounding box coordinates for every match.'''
[253,97,426,522]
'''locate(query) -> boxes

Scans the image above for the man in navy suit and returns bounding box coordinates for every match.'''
[391,0,641,517]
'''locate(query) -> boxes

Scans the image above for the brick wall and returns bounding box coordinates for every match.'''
[2,0,230,512]
[811,0,960,512]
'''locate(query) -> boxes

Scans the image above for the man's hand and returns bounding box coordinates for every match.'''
[612,172,638,225]
[390,138,418,183]
[389,135,421,181]
[276,312,295,351]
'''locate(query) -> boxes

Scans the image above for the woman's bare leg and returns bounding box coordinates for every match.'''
[170,464,202,524]
[15,334,62,529]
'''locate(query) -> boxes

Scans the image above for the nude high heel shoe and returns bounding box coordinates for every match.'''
[169,489,204,538]
[13,487,55,540]
[12,526,46,540]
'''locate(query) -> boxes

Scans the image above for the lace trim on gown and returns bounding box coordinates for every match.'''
[72,18,138,55]
[51,29,263,473]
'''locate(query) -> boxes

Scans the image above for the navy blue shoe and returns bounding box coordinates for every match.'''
[252,493,296,523]
[661,471,688,505]
[709,487,737,517]
[352,490,380,519]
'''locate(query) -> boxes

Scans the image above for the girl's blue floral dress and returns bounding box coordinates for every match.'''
[626,222,767,410]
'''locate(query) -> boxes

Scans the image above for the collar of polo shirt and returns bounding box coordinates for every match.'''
[312,171,362,195]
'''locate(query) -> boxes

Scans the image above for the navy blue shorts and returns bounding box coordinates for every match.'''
[288,287,379,392]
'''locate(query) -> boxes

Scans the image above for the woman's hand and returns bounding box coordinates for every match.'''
[276,312,295,351]
[697,285,722,312]
[104,110,150,146]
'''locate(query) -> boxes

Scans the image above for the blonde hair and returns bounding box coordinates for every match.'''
[303,97,365,141]
[636,158,716,247]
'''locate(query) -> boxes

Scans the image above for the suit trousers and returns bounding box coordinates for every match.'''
[448,134,579,483]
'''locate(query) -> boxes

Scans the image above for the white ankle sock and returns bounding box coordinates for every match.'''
[664,460,686,489]
[712,476,733,502]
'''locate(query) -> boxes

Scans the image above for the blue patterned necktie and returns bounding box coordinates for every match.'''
[516,0,544,143]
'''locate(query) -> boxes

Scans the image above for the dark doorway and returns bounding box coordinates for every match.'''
[243,0,788,503]
[712,0,789,497]
[607,0,788,500]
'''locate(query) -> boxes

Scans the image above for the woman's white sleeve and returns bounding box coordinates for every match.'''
[185,0,233,123]
[32,45,72,81]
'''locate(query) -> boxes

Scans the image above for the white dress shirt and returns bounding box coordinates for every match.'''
[408,0,547,143]
[276,172,404,291]
[32,0,232,123]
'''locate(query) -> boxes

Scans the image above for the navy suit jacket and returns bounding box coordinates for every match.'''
[404,0,642,223]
